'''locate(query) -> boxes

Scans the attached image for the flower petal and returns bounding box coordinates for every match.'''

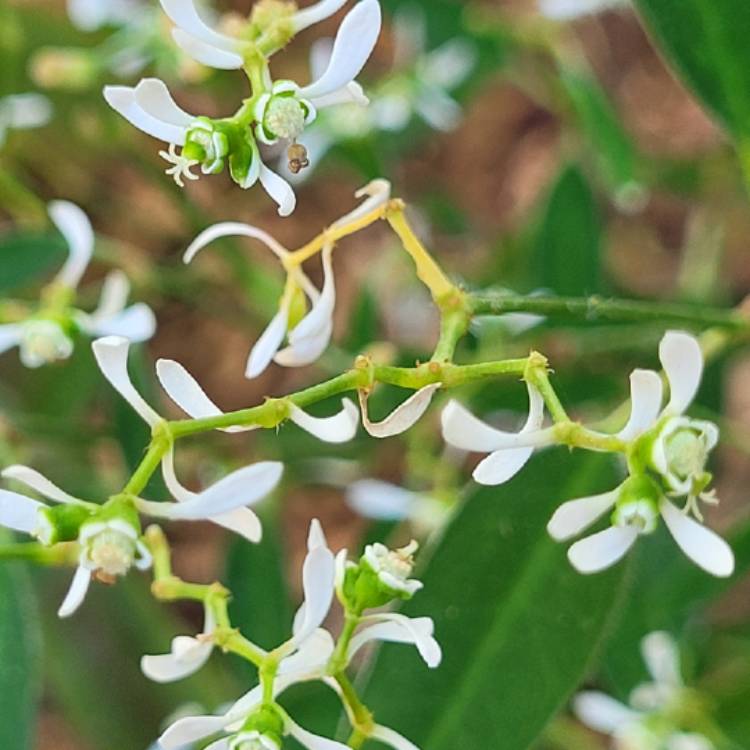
[210,508,263,543]
[158,714,232,750]
[618,369,664,441]
[134,78,196,128]
[87,304,156,343]
[289,400,358,443]
[298,0,381,101]
[286,717,350,750]
[293,0,348,32]
[330,179,391,230]
[0,324,22,354]
[370,725,421,750]
[203,739,231,750]
[2,465,84,504]
[573,691,637,733]
[308,81,369,110]
[258,162,296,217]
[351,613,441,668]
[156,359,256,433]
[279,628,335,679]
[660,499,734,577]
[546,488,620,541]
[247,308,290,378]
[567,526,639,574]
[172,28,244,69]
[159,0,241,52]
[0,490,44,534]
[139,462,283,521]
[361,383,440,439]
[640,630,682,687]
[91,270,130,318]
[92,336,161,426]
[346,479,416,521]
[49,200,94,289]
[58,565,92,618]
[103,85,188,145]
[659,331,703,416]
[472,445,534,486]
[183,221,288,264]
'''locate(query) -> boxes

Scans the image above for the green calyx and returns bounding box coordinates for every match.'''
[37,503,95,546]
[92,495,141,532]
[183,117,232,175]
[611,474,662,534]
[239,704,285,745]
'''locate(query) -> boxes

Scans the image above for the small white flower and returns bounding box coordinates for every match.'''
[574,631,715,750]
[539,0,629,21]
[92,335,283,542]
[441,381,548,485]
[362,540,423,597]
[17,320,74,369]
[0,93,52,147]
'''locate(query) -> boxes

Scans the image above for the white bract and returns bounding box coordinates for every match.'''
[547,331,734,577]
[574,631,715,750]
[0,93,52,147]
[92,335,283,543]
[183,180,390,378]
[0,201,155,367]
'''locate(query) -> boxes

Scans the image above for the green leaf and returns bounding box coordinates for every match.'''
[534,166,602,296]
[0,232,65,293]
[633,0,750,143]
[362,449,630,750]
[0,560,41,750]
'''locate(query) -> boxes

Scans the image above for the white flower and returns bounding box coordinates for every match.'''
[92,335,283,543]
[0,201,155,367]
[361,540,423,596]
[0,464,151,617]
[574,631,715,750]
[67,0,140,31]
[0,93,52,146]
[539,0,628,21]
[441,381,548,485]
[155,359,359,443]
[546,331,734,577]
[359,383,442,438]
[184,180,390,377]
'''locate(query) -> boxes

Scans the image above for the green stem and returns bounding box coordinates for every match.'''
[335,671,375,736]
[469,293,750,331]
[122,434,170,496]
[431,304,472,362]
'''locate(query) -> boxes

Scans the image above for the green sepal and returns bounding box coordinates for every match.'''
[228,128,259,188]
[343,558,414,613]
[611,473,661,532]
[87,495,141,533]
[39,504,94,545]
[240,703,284,743]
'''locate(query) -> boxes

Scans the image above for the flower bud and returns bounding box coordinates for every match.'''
[36,503,94,546]
[612,475,661,535]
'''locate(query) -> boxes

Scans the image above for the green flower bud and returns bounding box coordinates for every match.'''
[184,117,231,175]
[612,475,661,535]
[37,503,95,546]
[233,705,284,750]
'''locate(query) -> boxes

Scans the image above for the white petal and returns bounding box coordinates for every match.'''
[0,490,44,534]
[351,614,441,668]
[289,400,358,443]
[103,85,188,145]
[158,714,232,750]
[298,0,381,100]
[618,369,664,441]
[330,179,391,230]
[640,631,682,687]
[660,499,734,577]
[413,89,462,132]
[0,324,22,354]
[156,359,256,433]
[573,691,637,733]
[370,725,421,750]
[291,533,335,645]
[172,28,243,69]
[274,321,332,367]
[159,0,241,52]
[141,635,213,682]
[210,508,263,543]
[91,270,130,318]
[361,383,440,439]
[258,162,297,217]
[539,0,626,20]
[134,78,196,128]
[546,488,620,541]
[49,200,94,288]
[87,304,156,342]
[2,465,83,504]
[567,526,639,574]
[293,0,348,32]
[247,308,290,378]
[92,336,161,426]
[183,221,288,264]
[161,448,194,504]
[139,462,282,521]
[0,93,52,131]
[660,331,703,416]
[419,38,477,90]
[472,446,534,485]
[58,565,92,618]
[279,628,335,679]
[346,480,416,521]
[308,81,369,110]
[203,739,231,750]
[286,718,350,750]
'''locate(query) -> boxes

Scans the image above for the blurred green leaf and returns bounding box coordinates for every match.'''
[362,449,630,750]
[534,166,602,296]
[633,0,750,144]
[0,232,65,293]
[0,560,41,750]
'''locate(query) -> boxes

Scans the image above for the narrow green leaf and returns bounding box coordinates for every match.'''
[534,166,602,296]
[362,450,630,750]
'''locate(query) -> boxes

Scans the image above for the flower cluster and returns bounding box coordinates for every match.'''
[442,331,734,578]
[150,520,440,750]
[575,631,715,750]
[0,201,155,368]
[104,0,382,215]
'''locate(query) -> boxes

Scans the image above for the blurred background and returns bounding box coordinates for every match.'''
[1,0,750,748]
